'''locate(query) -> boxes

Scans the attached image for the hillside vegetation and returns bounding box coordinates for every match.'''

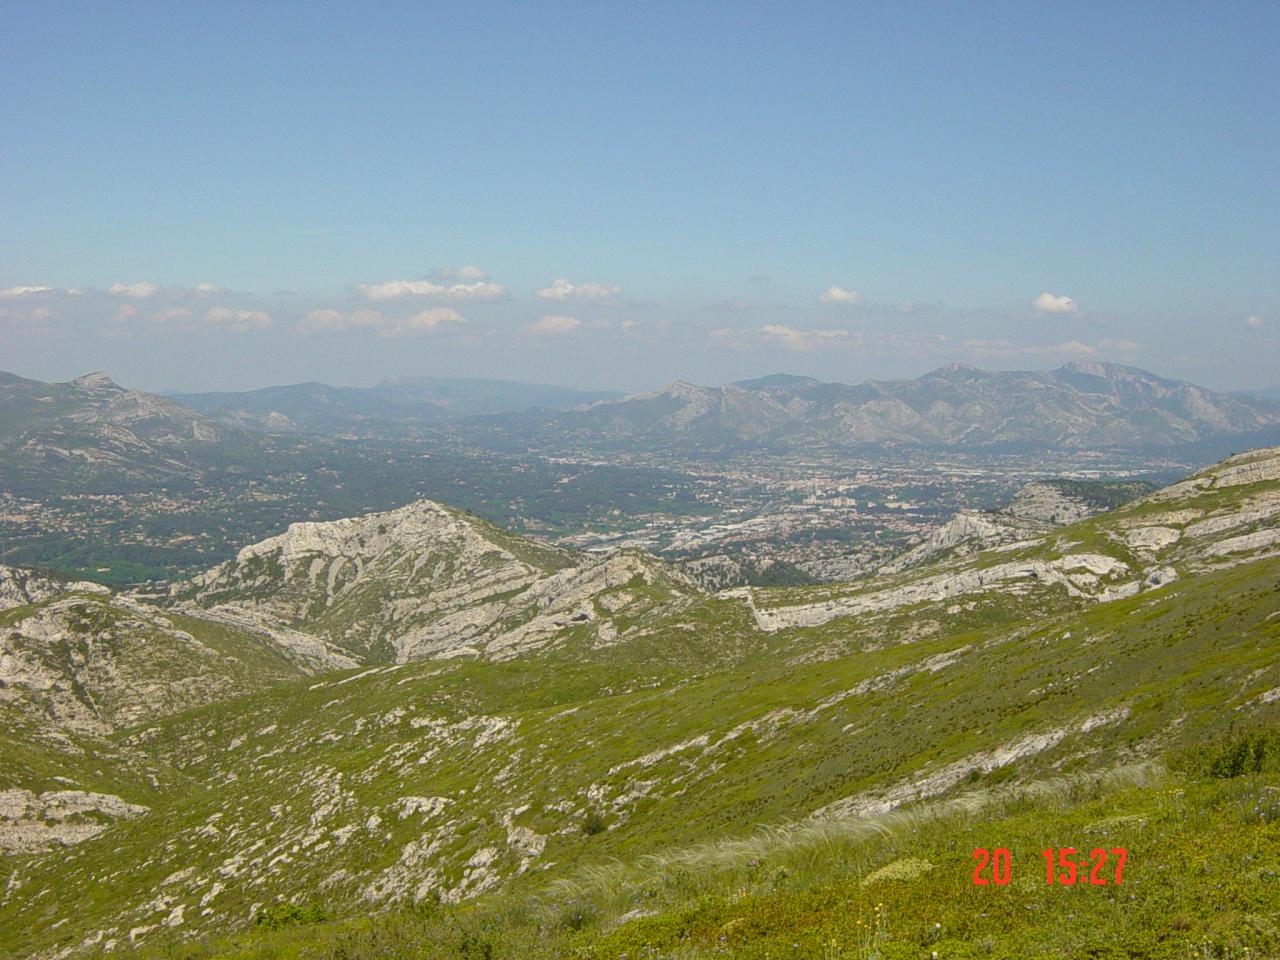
[1,448,1278,957]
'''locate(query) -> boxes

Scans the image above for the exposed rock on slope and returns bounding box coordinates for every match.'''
[169,500,699,664]
[747,446,1280,632]
[0,591,301,736]
[877,477,1150,576]
[1004,482,1096,524]
[877,512,1047,575]
[3,447,1280,955]
[0,564,109,612]
[0,788,148,853]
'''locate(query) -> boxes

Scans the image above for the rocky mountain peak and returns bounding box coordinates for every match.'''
[168,498,692,665]
[70,371,121,392]
[663,379,709,399]
[1059,358,1120,378]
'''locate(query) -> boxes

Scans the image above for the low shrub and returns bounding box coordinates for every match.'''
[1171,722,1280,779]
[254,901,329,930]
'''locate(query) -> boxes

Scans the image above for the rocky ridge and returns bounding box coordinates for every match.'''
[741,447,1280,633]
[0,591,301,738]
[0,564,109,612]
[0,370,233,485]
[167,499,699,665]
[470,360,1280,451]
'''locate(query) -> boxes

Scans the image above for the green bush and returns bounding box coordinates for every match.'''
[456,931,495,959]
[1173,723,1280,779]
[254,901,330,930]
[582,807,607,836]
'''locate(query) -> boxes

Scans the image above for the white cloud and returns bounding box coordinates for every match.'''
[534,278,621,302]
[385,308,464,336]
[761,324,855,351]
[529,314,580,335]
[0,285,55,298]
[1032,291,1080,315]
[31,307,53,321]
[818,285,863,306]
[193,282,223,296]
[205,307,272,332]
[108,281,160,298]
[1104,338,1142,352]
[1246,314,1264,329]
[359,279,505,301]
[962,337,1139,359]
[299,307,460,337]
[112,304,138,322]
[152,307,193,323]
[436,265,489,281]
[713,325,950,355]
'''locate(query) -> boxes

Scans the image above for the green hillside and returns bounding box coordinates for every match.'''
[122,751,1280,959]
[1,448,1278,957]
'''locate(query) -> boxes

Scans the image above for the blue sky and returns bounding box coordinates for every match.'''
[2,1,1276,392]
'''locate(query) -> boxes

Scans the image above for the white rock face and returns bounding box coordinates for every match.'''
[170,499,697,665]
[1183,494,1280,540]
[0,564,109,612]
[0,593,300,735]
[1004,482,1095,524]
[1149,446,1280,501]
[879,511,1048,575]
[1202,527,1280,558]
[812,708,1130,819]
[749,553,1132,632]
[0,789,148,853]
[1124,526,1181,551]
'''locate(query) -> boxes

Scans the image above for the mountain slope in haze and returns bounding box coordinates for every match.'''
[165,499,700,665]
[0,369,708,585]
[2,448,1278,956]
[0,371,235,487]
[171,377,622,437]
[1239,385,1280,403]
[463,360,1280,452]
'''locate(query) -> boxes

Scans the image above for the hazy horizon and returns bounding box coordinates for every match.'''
[7,354,1280,400]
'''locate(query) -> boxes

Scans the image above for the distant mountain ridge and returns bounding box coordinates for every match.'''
[171,376,622,437]
[1238,385,1280,403]
[0,370,239,487]
[9,362,1278,457]
[465,360,1280,452]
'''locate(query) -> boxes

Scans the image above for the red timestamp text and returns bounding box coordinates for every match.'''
[971,847,1128,886]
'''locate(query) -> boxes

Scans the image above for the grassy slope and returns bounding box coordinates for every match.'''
[3,550,1277,957]
[123,759,1280,959]
[2,451,1277,957]
[0,593,301,799]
